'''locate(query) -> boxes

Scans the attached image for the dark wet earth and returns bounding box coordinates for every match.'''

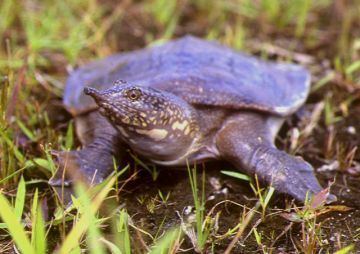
[116,160,359,253]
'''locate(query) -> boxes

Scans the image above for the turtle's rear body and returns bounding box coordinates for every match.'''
[50,36,335,203]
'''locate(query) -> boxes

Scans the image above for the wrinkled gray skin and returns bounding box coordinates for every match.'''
[50,36,336,204]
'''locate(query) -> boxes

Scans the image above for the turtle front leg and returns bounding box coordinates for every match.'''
[216,113,335,203]
[49,145,120,187]
[49,115,125,204]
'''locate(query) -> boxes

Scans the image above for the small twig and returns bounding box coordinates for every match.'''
[269,222,293,249]
[135,227,151,253]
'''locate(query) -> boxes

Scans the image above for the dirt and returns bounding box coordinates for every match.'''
[108,155,360,252]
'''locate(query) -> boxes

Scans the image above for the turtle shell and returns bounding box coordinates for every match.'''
[64,36,310,116]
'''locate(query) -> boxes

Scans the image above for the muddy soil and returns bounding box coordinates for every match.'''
[115,159,359,252]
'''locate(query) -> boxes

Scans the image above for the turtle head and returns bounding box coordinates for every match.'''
[84,81,200,161]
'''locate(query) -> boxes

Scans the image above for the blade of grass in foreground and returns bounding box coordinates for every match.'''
[64,120,74,150]
[14,175,26,221]
[31,189,46,254]
[76,184,106,254]
[0,128,25,164]
[187,165,211,252]
[58,175,117,254]
[221,170,251,182]
[149,227,182,254]
[334,244,354,254]
[0,192,35,254]
[99,238,122,254]
[117,209,131,254]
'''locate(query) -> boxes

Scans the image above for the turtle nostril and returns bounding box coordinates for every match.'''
[84,87,96,95]
[84,87,104,103]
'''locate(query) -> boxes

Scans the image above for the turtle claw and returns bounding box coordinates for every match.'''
[49,150,84,187]
[49,150,101,205]
[48,150,83,205]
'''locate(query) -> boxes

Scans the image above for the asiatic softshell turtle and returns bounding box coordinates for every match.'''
[49,36,335,203]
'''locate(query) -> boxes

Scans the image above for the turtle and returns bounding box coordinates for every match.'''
[49,35,336,203]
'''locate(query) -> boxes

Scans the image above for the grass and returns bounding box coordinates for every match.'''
[186,165,211,252]
[0,0,359,253]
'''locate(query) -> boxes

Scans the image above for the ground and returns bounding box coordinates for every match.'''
[0,0,359,253]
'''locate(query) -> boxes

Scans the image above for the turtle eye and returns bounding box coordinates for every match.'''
[126,88,142,101]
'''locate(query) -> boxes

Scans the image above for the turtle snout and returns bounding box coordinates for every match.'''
[84,87,104,104]
[84,87,115,115]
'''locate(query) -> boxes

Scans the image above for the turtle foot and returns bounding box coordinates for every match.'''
[48,150,86,204]
[49,149,112,204]
[256,150,336,203]
[49,150,86,186]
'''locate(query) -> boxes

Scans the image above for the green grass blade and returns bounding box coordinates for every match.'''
[263,186,275,208]
[117,210,131,254]
[334,244,354,254]
[0,0,16,37]
[346,60,360,76]
[149,227,182,254]
[221,170,251,181]
[14,175,26,220]
[27,158,54,173]
[59,175,117,254]
[76,184,106,254]
[34,205,47,253]
[0,128,25,163]
[31,189,47,254]
[100,238,123,254]
[65,120,74,150]
[0,166,27,184]
[31,189,39,246]
[16,119,36,142]
[295,0,311,37]
[0,192,35,254]
[311,71,335,92]
[0,223,8,229]
[69,246,82,254]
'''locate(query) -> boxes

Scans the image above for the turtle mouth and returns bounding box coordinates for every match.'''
[98,102,132,124]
